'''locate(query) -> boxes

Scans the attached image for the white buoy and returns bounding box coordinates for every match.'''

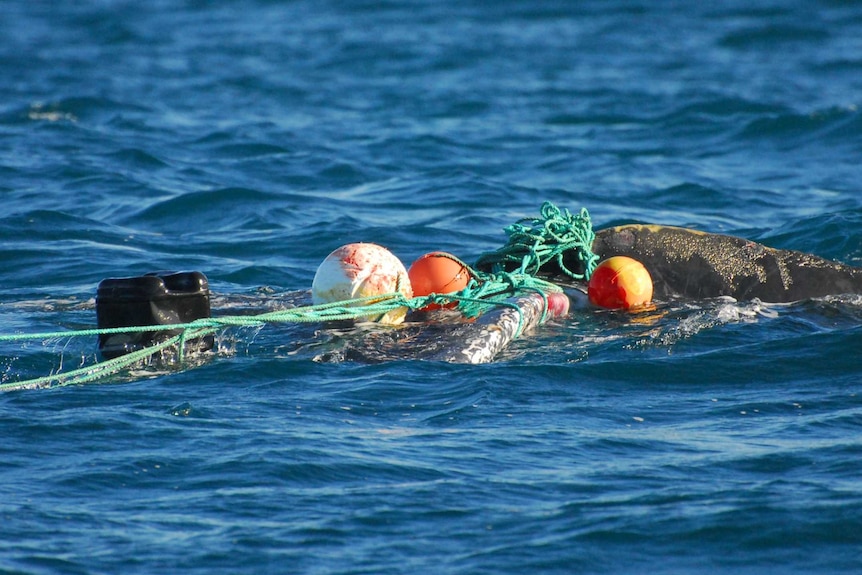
[312,242,413,325]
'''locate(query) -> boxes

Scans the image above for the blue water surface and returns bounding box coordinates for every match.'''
[2,1,862,573]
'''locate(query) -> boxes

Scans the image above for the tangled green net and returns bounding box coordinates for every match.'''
[475,201,599,281]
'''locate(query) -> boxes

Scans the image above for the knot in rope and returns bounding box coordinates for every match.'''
[475,201,599,281]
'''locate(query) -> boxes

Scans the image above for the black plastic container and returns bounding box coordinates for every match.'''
[96,271,213,359]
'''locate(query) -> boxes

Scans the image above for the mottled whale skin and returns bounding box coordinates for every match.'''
[551,224,862,302]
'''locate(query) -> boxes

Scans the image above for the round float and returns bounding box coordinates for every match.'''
[587,256,653,310]
[408,251,472,310]
[312,242,413,324]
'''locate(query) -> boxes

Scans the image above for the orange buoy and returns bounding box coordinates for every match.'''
[408,252,472,310]
[588,256,653,310]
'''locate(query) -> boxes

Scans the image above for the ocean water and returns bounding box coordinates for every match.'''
[2,0,862,573]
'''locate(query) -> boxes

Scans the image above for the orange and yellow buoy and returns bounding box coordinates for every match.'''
[588,256,653,310]
[408,251,472,310]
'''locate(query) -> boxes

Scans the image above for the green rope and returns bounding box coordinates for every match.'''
[0,293,416,345]
[0,328,214,391]
[475,201,599,281]
[453,272,560,319]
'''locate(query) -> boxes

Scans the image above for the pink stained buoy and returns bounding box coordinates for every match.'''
[546,291,570,318]
[312,242,413,325]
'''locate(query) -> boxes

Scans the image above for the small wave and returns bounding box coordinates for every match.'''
[759,209,862,261]
[127,187,302,231]
[738,105,861,147]
[22,97,150,125]
[719,23,830,49]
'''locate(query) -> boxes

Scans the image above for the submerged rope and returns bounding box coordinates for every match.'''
[475,201,599,281]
